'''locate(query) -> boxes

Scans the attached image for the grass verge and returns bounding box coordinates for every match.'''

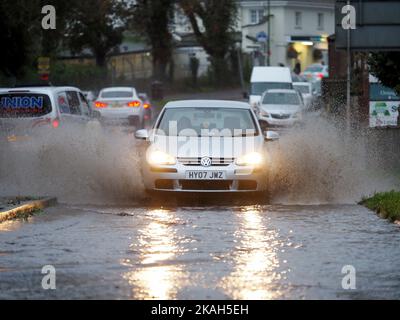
[360,191,400,222]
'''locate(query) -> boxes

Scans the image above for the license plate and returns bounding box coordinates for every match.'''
[112,102,121,108]
[185,171,226,180]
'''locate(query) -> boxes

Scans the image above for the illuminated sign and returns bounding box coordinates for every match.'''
[0,96,44,109]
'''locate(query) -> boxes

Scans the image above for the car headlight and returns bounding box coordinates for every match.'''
[260,111,270,117]
[147,150,176,165]
[292,112,301,119]
[236,152,264,166]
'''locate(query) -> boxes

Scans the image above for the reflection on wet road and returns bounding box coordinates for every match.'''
[123,209,189,300]
[1,203,400,300]
[219,206,282,300]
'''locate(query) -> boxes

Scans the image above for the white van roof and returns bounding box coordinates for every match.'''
[251,67,292,83]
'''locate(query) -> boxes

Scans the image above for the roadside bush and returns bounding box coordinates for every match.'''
[361,191,400,222]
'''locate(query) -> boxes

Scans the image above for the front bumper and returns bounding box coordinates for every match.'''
[259,115,300,127]
[142,162,268,193]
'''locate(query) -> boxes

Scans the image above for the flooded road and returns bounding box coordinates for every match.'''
[1,202,400,300]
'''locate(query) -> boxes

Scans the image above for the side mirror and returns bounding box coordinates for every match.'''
[243,92,249,99]
[135,129,149,140]
[265,131,280,141]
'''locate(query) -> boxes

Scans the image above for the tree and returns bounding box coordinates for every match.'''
[180,0,237,86]
[368,52,400,95]
[131,0,175,80]
[67,0,130,67]
[0,0,77,79]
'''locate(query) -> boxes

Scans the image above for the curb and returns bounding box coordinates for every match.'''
[0,197,57,223]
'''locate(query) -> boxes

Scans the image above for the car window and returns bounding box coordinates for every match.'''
[294,85,311,94]
[251,82,292,96]
[157,107,259,137]
[66,91,82,115]
[262,92,301,105]
[0,93,52,118]
[57,92,71,114]
[79,92,91,116]
[101,91,134,99]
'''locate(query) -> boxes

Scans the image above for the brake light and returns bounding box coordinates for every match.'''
[143,103,151,109]
[52,119,60,129]
[127,101,141,107]
[317,73,324,79]
[95,101,108,108]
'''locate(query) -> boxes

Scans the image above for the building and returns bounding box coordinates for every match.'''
[59,1,335,83]
[238,0,335,70]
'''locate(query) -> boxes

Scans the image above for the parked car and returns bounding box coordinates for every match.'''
[0,86,92,143]
[302,64,329,82]
[95,87,145,128]
[257,89,304,127]
[248,67,293,109]
[293,82,314,108]
[135,100,280,193]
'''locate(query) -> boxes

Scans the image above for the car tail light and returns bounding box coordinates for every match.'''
[52,119,60,129]
[143,103,151,109]
[317,73,324,79]
[127,100,141,107]
[95,101,108,108]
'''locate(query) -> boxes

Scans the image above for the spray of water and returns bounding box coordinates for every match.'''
[267,112,398,204]
[0,113,397,205]
[0,121,145,204]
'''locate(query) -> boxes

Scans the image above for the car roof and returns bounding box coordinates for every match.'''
[164,100,251,109]
[264,89,298,94]
[293,82,311,87]
[0,86,81,94]
[100,87,136,92]
[251,66,292,83]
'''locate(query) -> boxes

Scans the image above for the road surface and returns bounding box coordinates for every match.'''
[1,200,400,300]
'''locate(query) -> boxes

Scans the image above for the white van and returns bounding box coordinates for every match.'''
[249,67,293,108]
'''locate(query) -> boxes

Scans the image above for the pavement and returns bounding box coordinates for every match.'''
[0,197,57,223]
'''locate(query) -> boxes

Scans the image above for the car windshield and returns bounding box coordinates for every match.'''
[0,93,52,118]
[305,65,323,73]
[157,107,259,137]
[251,82,292,96]
[101,91,134,99]
[262,92,300,105]
[294,85,311,94]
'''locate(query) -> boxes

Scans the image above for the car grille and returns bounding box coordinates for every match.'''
[271,114,291,120]
[179,180,233,191]
[178,157,235,167]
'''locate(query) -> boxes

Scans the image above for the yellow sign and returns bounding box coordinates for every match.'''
[38,57,51,74]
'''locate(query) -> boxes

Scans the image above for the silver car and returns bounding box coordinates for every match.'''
[258,89,304,127]
[135,100,279,193]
